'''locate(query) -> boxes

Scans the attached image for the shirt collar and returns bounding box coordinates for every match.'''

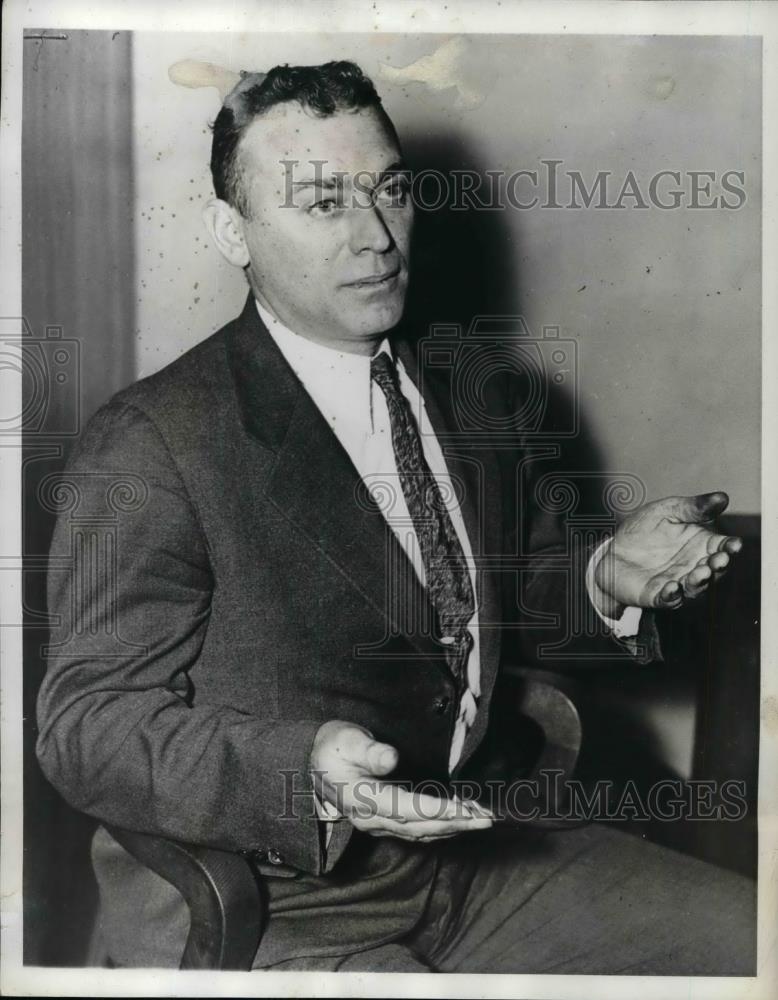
[254,298,393,435]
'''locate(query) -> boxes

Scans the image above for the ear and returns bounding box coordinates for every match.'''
[202,198,250,268]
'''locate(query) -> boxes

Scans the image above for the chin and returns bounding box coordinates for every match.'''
[359,293,407,336]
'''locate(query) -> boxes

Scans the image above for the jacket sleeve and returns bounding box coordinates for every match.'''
[36,398,344,875]
[513,462,663,668]
[499,377,663,669]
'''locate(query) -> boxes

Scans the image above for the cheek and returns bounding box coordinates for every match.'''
[246,225,304,281]
[279,218,340,262]
[385,209,414,255]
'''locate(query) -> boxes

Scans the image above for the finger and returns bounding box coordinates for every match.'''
[363,829,449,842]
[687,564,712,586]
[349,789,494,828]
[407,803,494,830]
[342,781,495,826]
[341,780,411,822]
[705,533,740,556]
[655,579,684,609]
[708,551,730,573]
[663,492,729,524]
[392,789,492,823]
[392,790,491,823]
[461,799,495,820]
[353,813,493,839]
[364,740,399,775]
[682,563,712,598]
[343,784,464,824]
[338,728,398,775]
[371,823,465,843]
[401,815,494,836]
[365,828,460,843]
[720,535,742,555]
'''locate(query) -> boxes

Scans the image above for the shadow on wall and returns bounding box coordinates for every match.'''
[402,131,609,516]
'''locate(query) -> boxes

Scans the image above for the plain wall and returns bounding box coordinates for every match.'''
[132,32,760,513]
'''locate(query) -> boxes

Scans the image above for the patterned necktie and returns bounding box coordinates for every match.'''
[370,351,475,689]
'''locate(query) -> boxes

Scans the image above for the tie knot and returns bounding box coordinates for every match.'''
[370,351,400,394]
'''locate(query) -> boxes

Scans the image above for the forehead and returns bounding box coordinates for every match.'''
[237,102,400,185]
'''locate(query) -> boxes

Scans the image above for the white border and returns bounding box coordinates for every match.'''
[2,2,776,997]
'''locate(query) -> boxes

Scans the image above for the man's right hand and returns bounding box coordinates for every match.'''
[310,720,493,843]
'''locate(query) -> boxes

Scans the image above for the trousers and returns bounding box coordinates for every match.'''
[258,822,756,975]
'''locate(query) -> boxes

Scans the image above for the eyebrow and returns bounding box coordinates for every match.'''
[292,160,409,192]
[375,161,410,184]
[293,178,339,192]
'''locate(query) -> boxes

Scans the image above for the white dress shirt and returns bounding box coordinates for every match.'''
[257,300,481,772]
[255,300,642,821]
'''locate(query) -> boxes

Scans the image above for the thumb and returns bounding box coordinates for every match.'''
[664,491,729,523]
[359,736,399,776]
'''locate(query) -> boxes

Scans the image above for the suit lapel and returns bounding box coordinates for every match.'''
[225,295,505,733]
[225,295,441,663]
[264,389,443,656]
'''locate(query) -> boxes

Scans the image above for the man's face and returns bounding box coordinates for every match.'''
[236,102,413,352]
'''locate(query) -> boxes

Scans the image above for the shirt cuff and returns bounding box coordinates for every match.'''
[585,537,643,639]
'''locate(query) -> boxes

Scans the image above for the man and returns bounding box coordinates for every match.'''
[36,61,754,973]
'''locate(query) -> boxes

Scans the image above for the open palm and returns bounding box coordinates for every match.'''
[594,492,742,613]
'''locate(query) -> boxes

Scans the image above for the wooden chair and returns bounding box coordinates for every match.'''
[105,674,581,970]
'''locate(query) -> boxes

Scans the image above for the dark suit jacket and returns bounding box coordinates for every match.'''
[36,293,655,966]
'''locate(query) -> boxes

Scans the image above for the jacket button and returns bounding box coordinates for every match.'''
[267,848,284,865]
[432,696,450,715]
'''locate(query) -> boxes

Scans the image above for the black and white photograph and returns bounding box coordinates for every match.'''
[1,1,776,996]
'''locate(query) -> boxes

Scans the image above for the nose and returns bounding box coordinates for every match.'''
[348,204,393,255]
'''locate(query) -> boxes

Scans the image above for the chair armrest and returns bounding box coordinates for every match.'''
[515,674,582,782]
[464,672,584,830]
[104,825,265,970]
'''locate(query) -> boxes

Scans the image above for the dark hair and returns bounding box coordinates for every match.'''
[210,60,385,217]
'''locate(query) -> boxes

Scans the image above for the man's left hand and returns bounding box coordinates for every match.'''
[592,491,742,617]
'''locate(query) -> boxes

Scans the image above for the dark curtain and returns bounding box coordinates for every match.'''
[22,28,135,965]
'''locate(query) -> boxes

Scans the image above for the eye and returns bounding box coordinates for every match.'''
[375,176,411,208]
[308,198,342,218]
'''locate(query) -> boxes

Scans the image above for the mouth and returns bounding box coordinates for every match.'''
[345,267,402,290]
